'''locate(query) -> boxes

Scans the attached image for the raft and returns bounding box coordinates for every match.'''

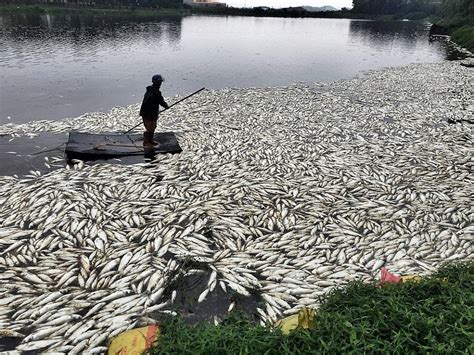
[65,132,182,159]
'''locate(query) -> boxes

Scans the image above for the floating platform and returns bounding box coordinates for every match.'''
[65,132,182,160]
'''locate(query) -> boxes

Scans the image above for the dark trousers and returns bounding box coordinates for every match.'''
[142,115,157,133]
[142,115,158,145]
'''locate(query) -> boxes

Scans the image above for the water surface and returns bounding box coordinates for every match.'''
[0,14,461,124]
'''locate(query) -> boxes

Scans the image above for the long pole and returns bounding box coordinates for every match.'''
[124,87,206,134]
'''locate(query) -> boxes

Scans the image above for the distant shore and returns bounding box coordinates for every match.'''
[2,4,473,53]
[0,4,429,20]
[0,4,190,17]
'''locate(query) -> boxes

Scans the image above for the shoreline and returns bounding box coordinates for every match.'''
[0,61,472,352]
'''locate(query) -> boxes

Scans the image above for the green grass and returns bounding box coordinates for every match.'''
[429,15,474,52]
[149,262,474,354]
[436,15,474,29]
[450,26,474,52]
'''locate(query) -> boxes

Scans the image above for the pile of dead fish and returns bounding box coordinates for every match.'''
[0,61,473,353]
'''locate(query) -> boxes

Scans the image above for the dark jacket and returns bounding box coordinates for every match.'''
[139,84,168,118]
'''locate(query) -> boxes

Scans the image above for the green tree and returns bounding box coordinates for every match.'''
[351,0,441,15]
[440,0,474,17]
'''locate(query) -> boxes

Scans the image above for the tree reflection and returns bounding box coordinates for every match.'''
[348,19,460,59]
[1,13,183,46]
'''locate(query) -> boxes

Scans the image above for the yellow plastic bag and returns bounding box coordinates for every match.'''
[275,306,315,335]
[400,275,447,283]
[108,325,160,355]
[399,275,423,283]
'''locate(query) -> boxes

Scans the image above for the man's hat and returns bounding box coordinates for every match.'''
[152,74,164,83]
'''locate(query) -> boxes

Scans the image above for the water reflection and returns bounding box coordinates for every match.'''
[1,13,183,64]
[348,20,464,59]
[0,14,461,124]
[350,20,421,49]
[349,20,431,41]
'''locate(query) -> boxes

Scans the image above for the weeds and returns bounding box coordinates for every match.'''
[451,26,474,52]
[149,262,473,354]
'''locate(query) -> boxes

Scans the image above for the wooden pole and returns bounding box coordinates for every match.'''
[124,87,206,134]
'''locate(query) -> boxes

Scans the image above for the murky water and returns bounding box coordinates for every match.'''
[0,133,66,176]
[0,132,159,177]
[0,14,463,124]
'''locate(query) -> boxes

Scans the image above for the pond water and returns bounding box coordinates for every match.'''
[0,13,462,124]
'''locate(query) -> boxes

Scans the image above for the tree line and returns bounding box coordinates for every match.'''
[133,0,183,8]
[439,0,473,17]
[2,0,184,8]
[351,0,473,17]
[6,0,473,19]
[351,0,437,15]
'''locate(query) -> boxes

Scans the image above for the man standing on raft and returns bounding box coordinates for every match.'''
[139,74,169,147]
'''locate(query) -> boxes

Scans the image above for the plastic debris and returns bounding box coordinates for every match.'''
[108,325,160,355]
[275,306,315,335]
[379,268,445,286]
[399,275,424,282]
[379,268,402,284]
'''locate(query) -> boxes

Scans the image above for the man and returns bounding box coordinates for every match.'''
[139,74,169,147]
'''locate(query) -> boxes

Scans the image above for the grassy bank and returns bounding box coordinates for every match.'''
[450,26,474,53]
[149,262,473,354]
[433,16,474,53]
[0,4,190,17]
